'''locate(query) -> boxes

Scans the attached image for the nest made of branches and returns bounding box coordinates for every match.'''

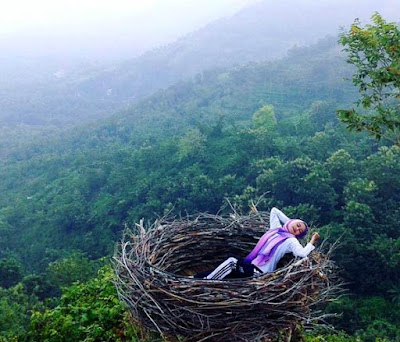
[113,212,340,342]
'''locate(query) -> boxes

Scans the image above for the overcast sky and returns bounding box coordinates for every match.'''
[0,0,257,34]
[0,0,258,61]
[0,0,398,62]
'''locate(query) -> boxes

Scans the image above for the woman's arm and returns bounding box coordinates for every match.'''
[287,238,315,258]
[287,233,320,258]
[269,207,290,230]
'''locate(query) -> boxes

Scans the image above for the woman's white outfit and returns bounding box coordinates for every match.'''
[255,207,315,273]
[205,207,314,280]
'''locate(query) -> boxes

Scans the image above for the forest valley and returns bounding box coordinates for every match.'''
[0,13,399,342]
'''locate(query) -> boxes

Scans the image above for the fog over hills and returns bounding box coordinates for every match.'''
[1,3,400,339]
[0,0,252,62]
[0,36,358,269]
[0,0,399,128]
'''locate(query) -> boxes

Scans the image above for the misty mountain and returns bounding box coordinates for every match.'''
[1,6,400,340]
[1,36,355,161]
[1,0,393,129]
[0,37,360,272]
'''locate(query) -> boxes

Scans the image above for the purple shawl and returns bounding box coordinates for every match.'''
[244,219,307,267]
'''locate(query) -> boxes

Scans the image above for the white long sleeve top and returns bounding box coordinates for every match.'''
[252,207,315,273]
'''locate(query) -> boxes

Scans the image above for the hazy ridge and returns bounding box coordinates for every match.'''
[0,0,389,129]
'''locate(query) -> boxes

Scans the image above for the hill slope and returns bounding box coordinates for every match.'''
[0,37,359,271]
[1,0,394,129]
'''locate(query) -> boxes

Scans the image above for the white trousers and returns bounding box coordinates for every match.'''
[205,257,238,280]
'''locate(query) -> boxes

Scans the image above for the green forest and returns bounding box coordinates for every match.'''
[1,13,400,342]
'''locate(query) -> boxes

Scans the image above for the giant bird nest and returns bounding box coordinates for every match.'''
[114,212,339,342]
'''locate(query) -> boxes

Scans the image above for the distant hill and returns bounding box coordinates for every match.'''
[0,37,359,271]
[1,0,393,128]
[1,36,354,160]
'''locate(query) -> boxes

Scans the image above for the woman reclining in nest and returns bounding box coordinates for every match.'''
[195,207,320,280]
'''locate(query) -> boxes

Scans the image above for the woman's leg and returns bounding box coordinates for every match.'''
[205,257,238,280]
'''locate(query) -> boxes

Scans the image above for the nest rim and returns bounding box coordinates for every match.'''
[113,212,339,341]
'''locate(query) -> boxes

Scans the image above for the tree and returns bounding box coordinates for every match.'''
[0,258,23,289]
[256,157,337,221]
[28,266,150,342]
[338,13,400,144]
[252,104,277,130]
[0,284,43,341]
[46,252,100,289]
[250,104,278,158]
[309,100,338,130]
[325,149,356,200]
[177,128,207,161]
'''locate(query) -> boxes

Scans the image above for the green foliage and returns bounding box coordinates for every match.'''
[362,146,400,201]
[325,296,400,342]
[255,157,337,223]
[343,200,374,233]
[338,13,400,143]
[46,252,102,289]
[28,265,147,342]
[305,332,361,342]
[309,100,338,130]
[232,186,259,212]
[0,283,43,340]
[325,149,356,198]
[279,203,320,227]
[177,128,207,161]
[252,104,277,130]
[0,31,399,341]
[250,104,278,157]
[21,274,56,300]
[0,257,23,289]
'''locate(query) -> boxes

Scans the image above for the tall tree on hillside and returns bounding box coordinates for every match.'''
[251,105,277,157]
[338,13,400,144]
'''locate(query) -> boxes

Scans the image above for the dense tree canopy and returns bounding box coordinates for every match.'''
[338,13,400,144]
[0,29,399,341]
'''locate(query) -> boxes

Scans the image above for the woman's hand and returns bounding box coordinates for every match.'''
[310,232,320,245]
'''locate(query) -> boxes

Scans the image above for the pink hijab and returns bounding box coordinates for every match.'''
[244,219,308,266]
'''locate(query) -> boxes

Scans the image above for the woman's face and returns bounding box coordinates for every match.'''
[288,219,306,236]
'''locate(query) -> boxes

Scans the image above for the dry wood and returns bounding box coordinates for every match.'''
[113,212,341,342]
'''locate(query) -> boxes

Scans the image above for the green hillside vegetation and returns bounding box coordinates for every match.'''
[0,37,355,270]
[1,33,399,340]
[0,57,110,127]
[1,0,378,131]
[0,37,352,159]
